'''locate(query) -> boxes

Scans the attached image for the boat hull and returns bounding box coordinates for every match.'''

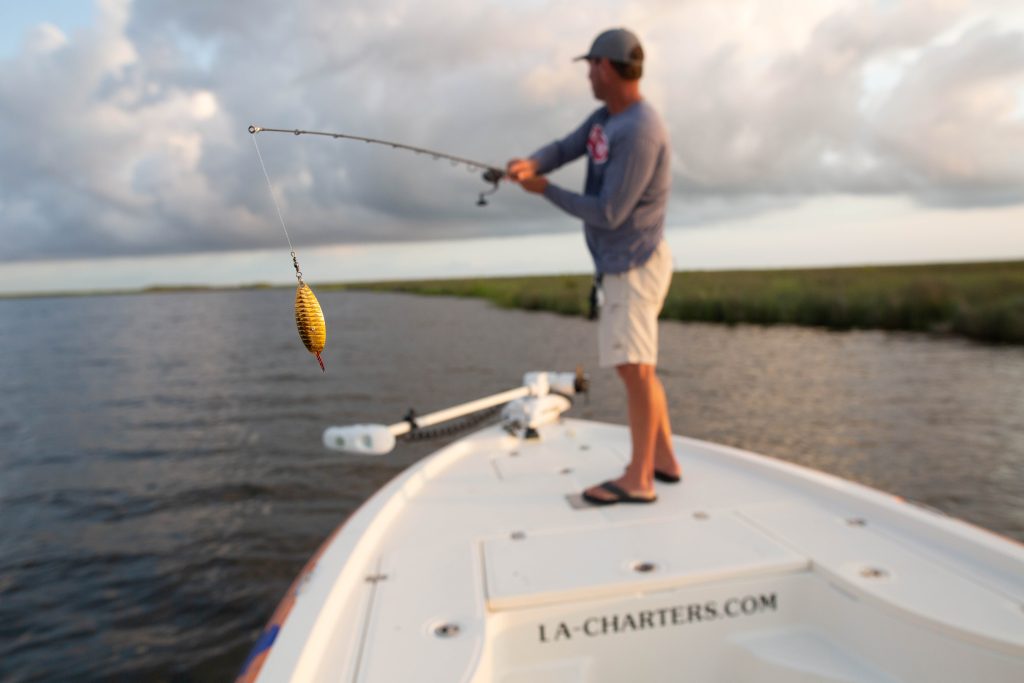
[239,419,1024,682]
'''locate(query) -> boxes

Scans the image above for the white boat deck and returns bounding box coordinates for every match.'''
[246,419,1024,683]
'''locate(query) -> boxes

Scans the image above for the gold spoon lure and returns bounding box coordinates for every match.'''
[251,128,327,372]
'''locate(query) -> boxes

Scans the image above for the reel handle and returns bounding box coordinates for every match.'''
[478,168,505,206]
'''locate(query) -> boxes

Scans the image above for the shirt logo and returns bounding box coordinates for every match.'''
[587,124,609,165]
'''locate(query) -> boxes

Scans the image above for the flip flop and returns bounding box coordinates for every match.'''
[582,481,657,506]
[655,470,682,484]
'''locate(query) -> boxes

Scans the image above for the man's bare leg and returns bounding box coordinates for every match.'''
[652,373,681,479]
[584,363,677,501]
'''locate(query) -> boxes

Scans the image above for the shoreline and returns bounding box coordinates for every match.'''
[4,260,1022,345]
[345,260,1024,345]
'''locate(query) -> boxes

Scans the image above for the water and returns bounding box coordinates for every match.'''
[1,289,1022,681]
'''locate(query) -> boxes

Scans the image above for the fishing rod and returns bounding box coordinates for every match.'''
[248,125,506,206]
[246,121,509,372]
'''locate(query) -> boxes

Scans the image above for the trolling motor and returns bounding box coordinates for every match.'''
[323,369,590,455]
[250,125,505,207]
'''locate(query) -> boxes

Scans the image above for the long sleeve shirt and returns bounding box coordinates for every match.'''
[530,100,670,274]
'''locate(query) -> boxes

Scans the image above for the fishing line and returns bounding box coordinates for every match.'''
[252,132,299,270]
[249,125,505,206]
[250,129,327,373]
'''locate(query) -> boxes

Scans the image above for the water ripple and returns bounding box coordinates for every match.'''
[0,290,1021,681]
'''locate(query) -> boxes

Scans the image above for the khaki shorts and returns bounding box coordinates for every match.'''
[598,240,673,368]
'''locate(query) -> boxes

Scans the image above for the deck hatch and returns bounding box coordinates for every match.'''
[482,512,807,611]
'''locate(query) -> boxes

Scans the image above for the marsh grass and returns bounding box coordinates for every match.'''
[341,261,1024,344]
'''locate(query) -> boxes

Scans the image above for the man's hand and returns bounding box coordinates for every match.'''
[518,176,549,194]
[506,158,547,194]
[506,158,538,182]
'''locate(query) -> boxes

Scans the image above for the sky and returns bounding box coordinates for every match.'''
[1,0,1023,294]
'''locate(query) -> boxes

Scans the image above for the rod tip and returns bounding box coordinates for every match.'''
[248,125,259,134]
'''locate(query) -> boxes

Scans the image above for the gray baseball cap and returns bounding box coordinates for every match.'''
[574,28,644,65]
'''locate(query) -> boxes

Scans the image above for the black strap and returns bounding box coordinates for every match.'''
[588,273,603,321]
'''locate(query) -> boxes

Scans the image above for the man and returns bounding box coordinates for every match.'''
[506,28,681,505]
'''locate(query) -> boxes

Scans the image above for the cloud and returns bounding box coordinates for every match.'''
[657,0,1024,199]
[0,0,1022,262]
[874,22,1024,205]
